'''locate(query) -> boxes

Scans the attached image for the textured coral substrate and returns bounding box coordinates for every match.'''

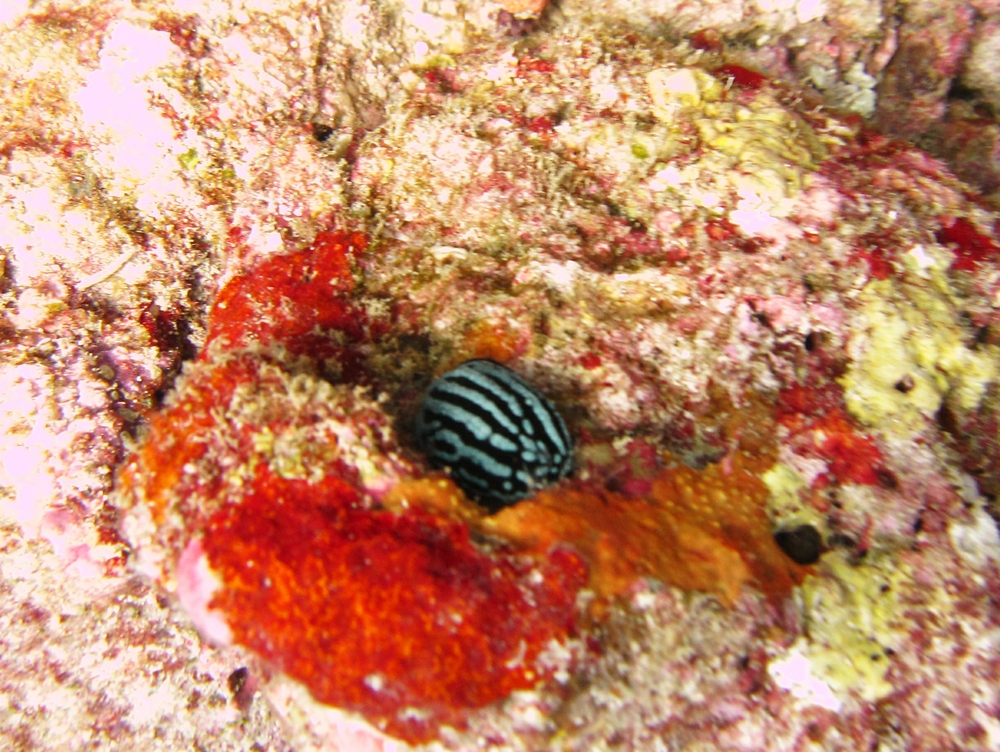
[3,1,1000,750]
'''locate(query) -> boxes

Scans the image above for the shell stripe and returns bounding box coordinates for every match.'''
[422,394,547,474]
[415,359,573,511]
[457,360,570,457]
[423,371,570,469]
[429,377,523,438]
[499,373,571,458]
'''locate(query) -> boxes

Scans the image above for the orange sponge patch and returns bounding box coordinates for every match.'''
[484,452,806,608]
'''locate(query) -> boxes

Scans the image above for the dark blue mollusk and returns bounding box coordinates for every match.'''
[414,359,573,513]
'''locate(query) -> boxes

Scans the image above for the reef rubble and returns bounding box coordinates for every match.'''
[2,1,1000,750]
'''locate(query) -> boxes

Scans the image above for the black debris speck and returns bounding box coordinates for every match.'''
[774,524,823,565]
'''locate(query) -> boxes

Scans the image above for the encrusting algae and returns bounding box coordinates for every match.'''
[117,226,813,743]
[4,2,1000,749]
[111,20,1000,750]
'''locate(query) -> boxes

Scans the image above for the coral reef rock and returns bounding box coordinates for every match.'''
[2,1,1000,750]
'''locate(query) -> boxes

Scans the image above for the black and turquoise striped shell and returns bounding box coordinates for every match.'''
[414,359,573,513]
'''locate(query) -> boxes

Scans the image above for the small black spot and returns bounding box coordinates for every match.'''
[311,123,335,142]
[937,402,959,434]
[774,524,823,565]
[947,79,978,102]
[227,667,248,696]
[894,374,915,393]
[875,466,899,489]
[804,332,818,351]
[604,475,624,494]
[604,201,647,232]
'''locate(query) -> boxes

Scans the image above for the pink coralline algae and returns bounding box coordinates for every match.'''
[3,2,1000,751]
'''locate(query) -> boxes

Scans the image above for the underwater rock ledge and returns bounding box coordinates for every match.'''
[1,2,1000,750]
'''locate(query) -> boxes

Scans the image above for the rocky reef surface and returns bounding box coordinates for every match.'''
[2,1,1000,750]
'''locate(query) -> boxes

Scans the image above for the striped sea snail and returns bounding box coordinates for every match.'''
[414,359,573,513]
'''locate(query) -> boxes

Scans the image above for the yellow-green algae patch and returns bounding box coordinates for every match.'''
[841,277,998,435]
[763,461,827,533]
[697,91,827,203]
[798,550,908,702]
[646,67,724,117]
[645,68,835,229]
